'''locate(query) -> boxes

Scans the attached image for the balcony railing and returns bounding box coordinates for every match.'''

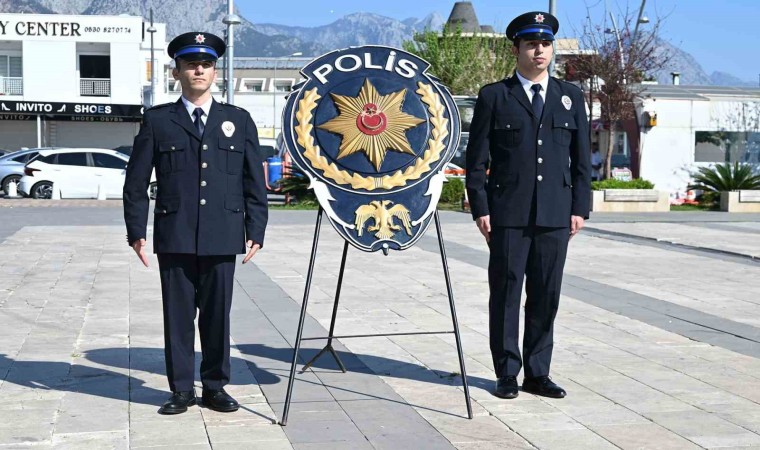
[0,77,23,95]
[80,78,110,97]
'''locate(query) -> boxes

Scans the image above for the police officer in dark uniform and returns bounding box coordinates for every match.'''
[123,32,268,414]
[465,12,591,399]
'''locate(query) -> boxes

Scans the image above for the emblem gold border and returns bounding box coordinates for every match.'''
[294,82,449,191]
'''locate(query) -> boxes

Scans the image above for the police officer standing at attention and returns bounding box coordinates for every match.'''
[465,12,591,400]
[123,32,268,414]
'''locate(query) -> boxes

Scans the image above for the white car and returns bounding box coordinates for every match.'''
[19,148,156,199]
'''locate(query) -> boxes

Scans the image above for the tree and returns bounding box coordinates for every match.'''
[402,25,515,96]
[566,2,671,178]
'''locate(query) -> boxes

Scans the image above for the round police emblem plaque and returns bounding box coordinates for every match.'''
[282,46,461,252]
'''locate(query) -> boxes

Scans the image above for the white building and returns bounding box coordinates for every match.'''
[0,12,169,150]
[633,85,760,194]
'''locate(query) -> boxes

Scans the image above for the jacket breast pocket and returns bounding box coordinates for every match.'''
[552,113,577,146]
[217,136,244,174]
[493,115,524,148]
[157,141,186,174]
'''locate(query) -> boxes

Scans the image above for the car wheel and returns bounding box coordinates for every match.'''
[2,175,21,196]
[31,181,53,199]
[149,182,158,200]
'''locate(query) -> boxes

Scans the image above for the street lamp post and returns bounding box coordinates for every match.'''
[272,52,302,137]
[146,8,157,106]
[548,0,556,77]
[222,0,241,105]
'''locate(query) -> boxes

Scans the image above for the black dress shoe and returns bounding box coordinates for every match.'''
[494,375,519,399]
[522,376,566,398]
[159,391,196,414]
[202,388,239,412]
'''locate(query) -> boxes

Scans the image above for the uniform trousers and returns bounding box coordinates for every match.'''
[488,226,569,378]
[157,253,236,392]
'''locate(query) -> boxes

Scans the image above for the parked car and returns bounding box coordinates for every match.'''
[19,148,156,199]
[0,148,47,196]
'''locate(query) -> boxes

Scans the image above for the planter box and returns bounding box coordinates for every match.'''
[720,191,760,212]
[591,189,669,212]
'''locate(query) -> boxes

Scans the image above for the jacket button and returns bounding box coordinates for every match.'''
[538,158,543,164]
[170,146,175,151]
[200,181,207,187]
[162,209,167,213]
[537,175,543,181]
[201,162,208,168]
[565,122,569,126]
[202,144,208,150]
[538,139,543,145]
[506,124,511,129]
[230,145,235,150]
[200,199,206,206]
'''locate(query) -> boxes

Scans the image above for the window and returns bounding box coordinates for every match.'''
[57,152,88,167]
[695,131,760,164]
[241,78,265,92]
[79,55,110,79]
[92,153,126,169]
[273,80,293,92]
[0,55,23,95]
[13,152,36,164]
[37,154,56,164]
[0,55,22,78]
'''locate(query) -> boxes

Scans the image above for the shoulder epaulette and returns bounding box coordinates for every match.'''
[147,102,173,111]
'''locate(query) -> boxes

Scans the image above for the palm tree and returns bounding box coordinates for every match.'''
[688,162,760,192]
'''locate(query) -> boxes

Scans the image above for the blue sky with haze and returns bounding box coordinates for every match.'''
[237,0,760,84]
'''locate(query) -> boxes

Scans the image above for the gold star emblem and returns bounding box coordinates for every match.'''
[317,79,425,171]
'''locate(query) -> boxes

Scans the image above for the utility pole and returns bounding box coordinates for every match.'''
[222,0,241,105]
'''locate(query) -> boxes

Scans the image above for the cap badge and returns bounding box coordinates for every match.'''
[194,34,206,44]
[561,95,572,110]
[222,121,235,137]
[535,13,545,23]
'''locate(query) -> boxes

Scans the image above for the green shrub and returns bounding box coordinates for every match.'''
[277,171,316,203]
[440,177,465,204]
[688,162,760,192]
[591,178,655,190]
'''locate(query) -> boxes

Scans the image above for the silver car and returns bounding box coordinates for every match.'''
[0,148,50,196]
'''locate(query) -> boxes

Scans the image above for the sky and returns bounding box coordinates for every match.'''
[236,0,760,84]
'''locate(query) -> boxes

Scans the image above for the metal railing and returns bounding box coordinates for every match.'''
[80,78,111,96]
[0,77,23,95]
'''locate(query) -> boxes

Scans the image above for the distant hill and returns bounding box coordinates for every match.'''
[1,0,754,86]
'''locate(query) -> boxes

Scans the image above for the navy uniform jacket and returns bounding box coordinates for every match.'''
[123,98,268,255]
[465,75,591,227]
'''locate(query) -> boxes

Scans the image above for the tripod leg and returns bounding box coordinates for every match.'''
[434,210,473,419]
[301,240,349,373]
[280,208,323,426]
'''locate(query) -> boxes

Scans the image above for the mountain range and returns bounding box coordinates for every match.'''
[1,0,755,87]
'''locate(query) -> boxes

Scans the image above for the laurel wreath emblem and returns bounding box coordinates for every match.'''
[294,82,449,191]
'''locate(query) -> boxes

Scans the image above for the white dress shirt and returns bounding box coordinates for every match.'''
[515,71,549,102]
[180,96,213,127]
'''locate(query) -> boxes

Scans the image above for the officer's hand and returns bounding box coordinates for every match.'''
[475,215,491,243]
[242,240,261,264]
[570,215,585,239]
[131,238,149,267]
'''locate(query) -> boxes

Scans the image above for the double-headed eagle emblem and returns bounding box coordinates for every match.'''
[354,200,412,240]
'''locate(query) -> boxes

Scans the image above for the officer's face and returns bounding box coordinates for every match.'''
[513,39,554,76]
[173,59,217,94]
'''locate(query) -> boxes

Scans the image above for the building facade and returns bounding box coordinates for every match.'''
[0,12,169,150]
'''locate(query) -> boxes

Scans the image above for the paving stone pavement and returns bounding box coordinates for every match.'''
[1,207,760,449]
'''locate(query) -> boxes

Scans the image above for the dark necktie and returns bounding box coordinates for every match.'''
[531,83,544,119]
[192,107,204,135]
